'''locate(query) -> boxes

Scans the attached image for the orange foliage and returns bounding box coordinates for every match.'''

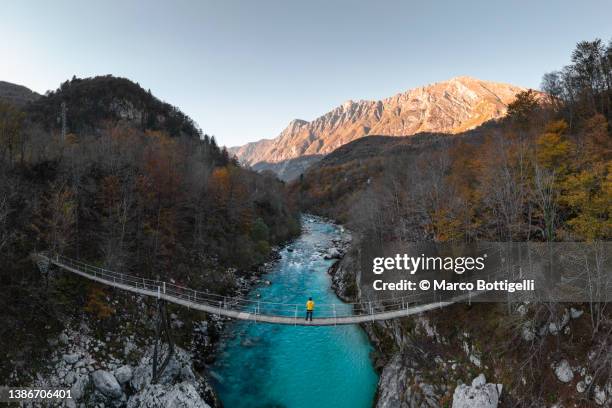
[84,285,115,319]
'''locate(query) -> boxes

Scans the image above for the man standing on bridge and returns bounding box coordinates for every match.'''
[305,297,314,321]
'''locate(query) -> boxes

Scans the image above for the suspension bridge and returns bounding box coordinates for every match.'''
[34,253,492,326]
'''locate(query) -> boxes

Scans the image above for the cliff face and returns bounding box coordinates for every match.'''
[231,76,531,168]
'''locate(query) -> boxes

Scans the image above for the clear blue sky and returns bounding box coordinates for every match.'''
[2,1,611,147]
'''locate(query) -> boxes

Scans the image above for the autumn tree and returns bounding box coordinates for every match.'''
[536,120,572,172]
[98,174,135,270]
[557,114,611,240]
[542,38,612,126]
[0,101,25,165]
[477,133,532,240]
[507,89,540,130]
[32,183,77,254]
[530,120,573,241]
[84,284,115,319]
[0,175,16,253]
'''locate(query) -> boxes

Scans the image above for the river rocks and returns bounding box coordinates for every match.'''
[194,321,208,336]
[123,339,137,357]
[129,345,220,407]
[553,359,574,383]
[327,249,359,301]
[92,370,123,399]
[24,301,220,407]
[59,332,70,345]
[71,374,90,400]
[132,345,194,391]
[63,353,80,364]
[65,371,76,385]
[193,321,215,367]
[114,365,133,384]
[452,374,502,408]
[324,247,341,259]
[127,382,211,408]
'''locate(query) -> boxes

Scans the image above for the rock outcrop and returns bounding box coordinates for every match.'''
[452,374,502,408]
[25,322,220,408]
[376,353,445,408]
[128,346,215,408]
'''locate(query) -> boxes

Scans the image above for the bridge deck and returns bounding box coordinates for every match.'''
[37,254,475,326]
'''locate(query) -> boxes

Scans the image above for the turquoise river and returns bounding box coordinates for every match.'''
[210,216,379,407]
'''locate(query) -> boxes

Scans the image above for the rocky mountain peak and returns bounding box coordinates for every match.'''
[230,77,535,169]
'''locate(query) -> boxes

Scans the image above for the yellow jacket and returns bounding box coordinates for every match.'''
[306,300,315,311]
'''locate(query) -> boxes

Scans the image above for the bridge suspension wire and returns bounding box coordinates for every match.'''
[33,253,505,326]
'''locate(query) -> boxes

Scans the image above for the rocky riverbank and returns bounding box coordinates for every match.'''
[15,238,291,408]
[326,234,610,407]
[20,298,222,408]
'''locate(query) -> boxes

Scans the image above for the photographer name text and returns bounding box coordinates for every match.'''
[373,279,535,293]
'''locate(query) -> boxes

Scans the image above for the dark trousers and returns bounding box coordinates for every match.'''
[305,310,313,321]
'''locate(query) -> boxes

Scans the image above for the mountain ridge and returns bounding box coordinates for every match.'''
[0,80,41,107]
[230,76,536,170]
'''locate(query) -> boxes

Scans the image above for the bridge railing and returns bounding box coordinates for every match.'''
[41,254,505,319]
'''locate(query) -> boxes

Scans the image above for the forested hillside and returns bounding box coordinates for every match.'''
[0,76,300,382]
[26,75,202,138]
[294,39,611,243]
[0,80,40,107]
[294,39,611,406]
